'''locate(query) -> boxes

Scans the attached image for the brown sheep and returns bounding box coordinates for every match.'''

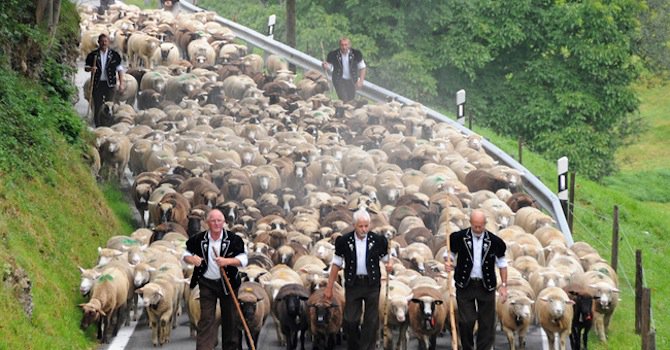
[132,171,162,227]
[237,281,271,350]
[157,192,191,231]
[408,286,447,350]
[98,133,131,182]
[464,169,510,193]
[307,287,345,350]
[506,192,538,213]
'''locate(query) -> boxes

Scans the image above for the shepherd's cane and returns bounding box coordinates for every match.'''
[319,41,334,96]
[446,236,458,349]
[88,52,98,119]
[212,248,256,350]
[382,242,392,347]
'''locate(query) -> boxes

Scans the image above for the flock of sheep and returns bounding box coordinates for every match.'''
[76,3,621,350]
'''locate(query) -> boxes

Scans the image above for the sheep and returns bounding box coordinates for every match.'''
[536,287,574,350]
[127,33,161,69]
[272,283,310,350]
[533,226,567,247]
[379,279,413,350]
[79,265,130,343]
[157,191,191,230]
[306,287,345,350]
[506,192,537,213]
[567,290,594,350]
[151,41,180,67]
[580,270,619,342]
[222,74,258,100]
[178,177,220,208]
[135,263,185,346]
[187,37,216,67]
[514,207,556,235]
[408,286,447,350]
[98,133,131,182]
[464,169,510,193]
[496,288,535,350]
[113,73,138,106]
[132,171,162,227]
[237,281,271,350]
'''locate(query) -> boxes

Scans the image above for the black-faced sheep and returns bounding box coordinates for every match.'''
[408,286,447,350]
[307,288,344,350]
[272,283,310,350]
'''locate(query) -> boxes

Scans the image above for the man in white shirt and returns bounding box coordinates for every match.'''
[444,209,508,350]
[183,209,248,350]
[322,37,367,102]
[84,34,124,127]
[324,209,392,350]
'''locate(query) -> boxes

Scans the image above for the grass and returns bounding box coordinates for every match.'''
[0,143,134,349]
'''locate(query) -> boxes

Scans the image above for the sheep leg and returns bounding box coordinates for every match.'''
[503,326,515,350]
[299,328,306,350]
[274,313,286,345]
[398,322,409,350]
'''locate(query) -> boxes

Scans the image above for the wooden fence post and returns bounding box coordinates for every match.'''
[635,250,643,334]
[611,205,619,272]
[641,287,652,350]
[518,137,523,164]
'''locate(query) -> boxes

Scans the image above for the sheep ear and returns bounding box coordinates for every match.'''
[539,297,549,302]
[566,299,575,305]
[78,266,86,274]
[99,309,107,316]
[135,288,144,294]
[97,246,103,254]
[404,294,413,302]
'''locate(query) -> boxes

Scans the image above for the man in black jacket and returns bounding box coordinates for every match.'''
[324,208,392,350]
[84,34,124,127]
[321,37,367,102]
[445,209,508,350]
[183,209,247,350]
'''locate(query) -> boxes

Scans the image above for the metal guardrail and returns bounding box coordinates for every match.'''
[180,1,572,243]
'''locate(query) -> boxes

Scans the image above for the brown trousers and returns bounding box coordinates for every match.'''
[196,277,240,350]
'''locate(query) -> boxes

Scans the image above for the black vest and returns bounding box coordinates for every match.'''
[85,48,123,88]
[327,48,364,82]
[334,231,388,288]
[450,228,506,292]
[185,230,246,292]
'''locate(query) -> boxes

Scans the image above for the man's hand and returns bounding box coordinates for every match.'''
[498,284,508,303]
[187,255,203,267]
[324,286,333,301]
[118,81,124,92]
[355,79,364,89]
[444,257,454,272]
[321,61,330,70]
[385,261,393,273]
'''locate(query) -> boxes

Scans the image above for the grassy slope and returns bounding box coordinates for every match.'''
[0,142,134,349]
[474,82,670,349]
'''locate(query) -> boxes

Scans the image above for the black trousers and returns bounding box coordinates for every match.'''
[343,279,380,350]
[197,277,240,350]
[92,80,115,127]
[456,280,496,350]
[332,77,356,102]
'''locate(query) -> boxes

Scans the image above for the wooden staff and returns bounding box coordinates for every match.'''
[382,241,392,345]
[319,40,333,95]
[212,247,255,350]
[88,52,98,118]
[446,235,458,349]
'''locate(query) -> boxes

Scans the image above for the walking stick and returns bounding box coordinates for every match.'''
[319,40,334,96]
[212,247,256,350]
[446,235,458,350]
[382,242,392,348]
[88,52,98,119]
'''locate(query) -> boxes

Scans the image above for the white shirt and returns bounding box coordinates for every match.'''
[327,50,366,80]
[181,231,248,280]
[442,231,507,275]
[97,49,125,82]
[331,233,389,274]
